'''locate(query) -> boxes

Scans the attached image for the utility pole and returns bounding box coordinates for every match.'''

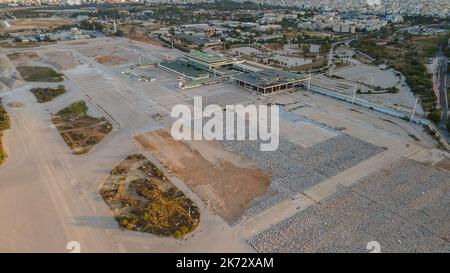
[329,66,333,77]
[410,96,419,122]
[352,82,358,104]
[371,72,375,87]
[138,55,141,66]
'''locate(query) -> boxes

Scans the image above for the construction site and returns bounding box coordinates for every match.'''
[0,36,448,253]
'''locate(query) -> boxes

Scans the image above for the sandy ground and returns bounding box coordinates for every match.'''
[135,129,271,224]
[0,37,447,252]
[6,18,74,32]
[42,51,80,71]
[6,51,40,65]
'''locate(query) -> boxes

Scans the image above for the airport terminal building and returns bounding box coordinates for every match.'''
[158,50,306,93]
[231,69,306,94]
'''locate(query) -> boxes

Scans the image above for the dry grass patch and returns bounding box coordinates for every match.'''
[0,41,39,48]
[16,66,63,82]
[9,18,73,30]
[101,153,200,237]
[0,98,11,164]
[95,55,127,66]
[51,101,112,155]
[31,85,66,103]
[6,52,39,63]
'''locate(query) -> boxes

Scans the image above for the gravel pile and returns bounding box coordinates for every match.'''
[223,134,382,223]
[351,158,450,242]
[249,159,450,253]
[290,134,382,178]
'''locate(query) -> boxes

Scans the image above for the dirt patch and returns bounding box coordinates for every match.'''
[6,52,40,64]
[16,66,63,82]
[7,18,73,31]
[43,51,79,71]
[66,41,88,45]
[7,102,24,108]
[135,129,271,223]
[100,153,200,237]
[435,158,450,172]
[52,101,112,155]
[0,41,39,48]
[95,55,127,66]
[129,36,163,47]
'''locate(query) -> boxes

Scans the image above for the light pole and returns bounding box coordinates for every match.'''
[307,69,312,94]
[410,96,419,123]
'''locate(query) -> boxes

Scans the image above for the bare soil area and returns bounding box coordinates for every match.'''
[6,52,40,65]
[42,51,79,71]
[435,159,450,172]
[95,55,127,66]
[51,101,112,155]
[16,66,63,82]
[7,102,24,108]
[135,129,271,223]
[7,18,73,31]
[129,36,163,47]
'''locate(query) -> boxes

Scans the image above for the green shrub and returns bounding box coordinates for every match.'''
[16,66,64,82]
[0,134,6,165]
[30,85,66,103]
[57,101,87,116]
[155,168,164,178]
[427,110,441,123]
[387,87,399,93]
[0,98,10,165]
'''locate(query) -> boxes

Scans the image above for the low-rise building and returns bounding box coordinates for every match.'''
[232,69,306,95]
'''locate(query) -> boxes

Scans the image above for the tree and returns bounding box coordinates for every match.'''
[303,44,310,55]
[447,117,450,133]
[115,30,124,37]
[427,110,441,123]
